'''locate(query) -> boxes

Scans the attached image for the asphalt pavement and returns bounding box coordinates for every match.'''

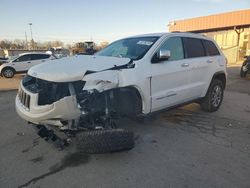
[0,66,250,188]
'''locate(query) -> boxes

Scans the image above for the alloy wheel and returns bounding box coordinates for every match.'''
[211,85,222,107]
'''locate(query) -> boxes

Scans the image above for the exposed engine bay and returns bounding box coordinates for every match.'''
[20,74,142,132]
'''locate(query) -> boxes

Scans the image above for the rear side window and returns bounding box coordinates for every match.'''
[202,40,220,56]
[183,38,205,58]
[31,54,50,60]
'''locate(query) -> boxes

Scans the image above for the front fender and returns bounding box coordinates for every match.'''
[82,70,119,92]
[0,64,9,75]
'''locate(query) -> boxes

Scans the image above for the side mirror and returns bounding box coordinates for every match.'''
[151,50,171,64]
[157,50,171,61]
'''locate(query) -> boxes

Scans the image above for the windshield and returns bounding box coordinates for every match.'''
[96,36,159,60]
[8,55,18,61]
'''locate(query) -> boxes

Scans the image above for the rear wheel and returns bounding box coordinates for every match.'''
[200,79,224,112]
[2,67,15,78]
[76,129,134,153]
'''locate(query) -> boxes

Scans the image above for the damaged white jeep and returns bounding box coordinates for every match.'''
[16,32,227,153]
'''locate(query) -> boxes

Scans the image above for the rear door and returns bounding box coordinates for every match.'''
[182,37,210,99]
[29,54,51,69]
[150,37,190,112]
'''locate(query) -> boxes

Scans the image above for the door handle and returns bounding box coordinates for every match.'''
[207,60,213,63]
[27,62,31,63]
[181,63,189,67]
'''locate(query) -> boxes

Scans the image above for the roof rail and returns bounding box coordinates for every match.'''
[171,31,207,37]
[171,31,196,34]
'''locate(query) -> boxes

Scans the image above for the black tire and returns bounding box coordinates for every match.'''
[240,66,247,78]
[200,79,224,112]
[76,129,134,153]
[2,67,15,78]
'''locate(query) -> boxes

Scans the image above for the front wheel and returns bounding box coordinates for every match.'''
[240,66,247,78]
[76,129,134,154]
[2,68,15,78]
[200,79,224,112]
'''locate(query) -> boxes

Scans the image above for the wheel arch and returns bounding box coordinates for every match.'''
[211,71,226,90]
[201,71,226,98]
[113,85,144,116]
[1,66,16,76]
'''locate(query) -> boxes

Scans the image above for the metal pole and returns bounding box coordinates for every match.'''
[28,23,33,40]
[25,32,28,49]
[234,26,244,62]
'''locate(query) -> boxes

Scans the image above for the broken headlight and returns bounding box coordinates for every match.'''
[22,75,85,105]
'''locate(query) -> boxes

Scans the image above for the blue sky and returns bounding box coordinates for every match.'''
[1,0,249,44]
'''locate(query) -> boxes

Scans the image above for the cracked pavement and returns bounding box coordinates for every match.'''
[0,66,250,188]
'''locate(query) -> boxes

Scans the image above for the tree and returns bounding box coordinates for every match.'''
[65,43,72,49]
[98,41,109,49]
[13,39,26,49]
[0,40,12,49]
[51,40,64,47]
[0,39,26,49]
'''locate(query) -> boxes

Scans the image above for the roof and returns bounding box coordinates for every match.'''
[6,49,47,51]
[126,33,166,38]
[169,9,250,33]
[126,32,209,40]
[18,52,49,56]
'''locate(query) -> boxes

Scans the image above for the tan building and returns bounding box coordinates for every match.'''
[168,9,250,63]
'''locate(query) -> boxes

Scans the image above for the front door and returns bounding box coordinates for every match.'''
[12,54,32,72]
[150,37,190,112]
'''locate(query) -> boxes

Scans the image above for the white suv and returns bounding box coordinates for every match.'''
[0,52,54,78]
[15,33,227,151]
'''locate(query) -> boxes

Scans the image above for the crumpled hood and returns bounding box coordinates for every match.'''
[28,55,130,82]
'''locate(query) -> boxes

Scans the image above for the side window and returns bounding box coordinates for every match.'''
[31,54,50,60]
[14,55,31,62]
[159,37,184,61]
[40,54,50,59]
[30,54,39,60]
[202,40,220,56]
[183,38,205,58]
